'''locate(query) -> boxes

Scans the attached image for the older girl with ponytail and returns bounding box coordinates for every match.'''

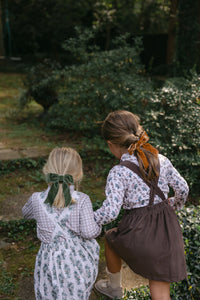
[94,110,189,300]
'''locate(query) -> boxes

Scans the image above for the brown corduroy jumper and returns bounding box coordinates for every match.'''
[105,160,187,282]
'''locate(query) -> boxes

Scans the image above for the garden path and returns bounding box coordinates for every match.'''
[0,143,49,160]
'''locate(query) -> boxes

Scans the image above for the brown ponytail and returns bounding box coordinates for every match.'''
[102,110,159,181]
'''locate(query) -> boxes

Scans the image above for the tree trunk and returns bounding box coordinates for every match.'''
[0,0,5,57]
[166,0,178,64]
[176,0,200,71]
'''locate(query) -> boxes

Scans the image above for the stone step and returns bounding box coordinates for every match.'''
[0,146,49,160]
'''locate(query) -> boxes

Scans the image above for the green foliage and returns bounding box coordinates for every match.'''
[18,30,200,196]
[0,158,46,176]
[62,27,101,64]
[142,73,200,196]
[0,261,15,296]
[171,206,200,299]
[0,219,37,241]
[5,0,94,56]
[47,30,200,196]
[123,286,150,299]
[4,0,171,57]
[19,60,62,112]
[47,32,153,134]
[29,170,45,183]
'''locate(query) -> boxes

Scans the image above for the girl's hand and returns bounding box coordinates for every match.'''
[168,197,176,210]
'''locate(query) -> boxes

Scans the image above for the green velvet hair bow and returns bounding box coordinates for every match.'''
[44,173,74,207]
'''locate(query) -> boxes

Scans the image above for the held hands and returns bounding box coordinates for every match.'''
[168,197,176,210]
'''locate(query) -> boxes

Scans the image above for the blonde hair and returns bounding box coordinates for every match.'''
[102,110,159,181]
[43,147,83,208]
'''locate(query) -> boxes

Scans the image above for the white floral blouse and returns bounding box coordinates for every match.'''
[94,153,189,226]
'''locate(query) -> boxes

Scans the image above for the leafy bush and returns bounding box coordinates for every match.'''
[171,206,200,299]
[19,60,62,112]
[46,30,200,196]
[0,219,37,241]
[123,286,150,299]
[47,33,154,134]
[19,30,200,197]
[0,158,46,176]
[142,73,200,196]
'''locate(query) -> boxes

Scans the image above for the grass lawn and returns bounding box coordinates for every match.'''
[0,72,80,150]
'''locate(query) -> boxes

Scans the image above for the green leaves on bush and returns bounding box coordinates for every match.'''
[18,30,200,197]
[19,60,62,112]
[142,73,200,196]
[171,206,200,299]
[0,219,37,241]
[0,158,45,176]
[48,33,151,134]
[123,286,150,299]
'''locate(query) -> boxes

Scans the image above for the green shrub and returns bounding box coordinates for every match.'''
[19,60,62,112]
[170,206,200,299]
[47,33,154,134]
[47,30,200,196]
[0,219,37,241]
[123,286,150,299]
[0,158,46,176]
[20,29,200,197]
[77,71,200,197]
[142,73,200,196]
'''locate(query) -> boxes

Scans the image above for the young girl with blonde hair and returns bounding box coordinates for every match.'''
[22,147,101,300]
[94,110,189,300]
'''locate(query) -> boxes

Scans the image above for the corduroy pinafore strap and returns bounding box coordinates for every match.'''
[120,160,166,205]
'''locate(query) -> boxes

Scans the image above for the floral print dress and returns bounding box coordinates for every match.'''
[22,187,101,300]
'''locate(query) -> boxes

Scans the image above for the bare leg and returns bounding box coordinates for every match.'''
[149,280,171,300]
[94,238,122,298]
[105,238,122,273]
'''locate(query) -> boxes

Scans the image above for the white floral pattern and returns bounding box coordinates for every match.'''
[94,153,189,225]
[22,188,100,300]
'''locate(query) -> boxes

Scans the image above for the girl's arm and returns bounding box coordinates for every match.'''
[165,158,189,210]
[79,195,102,239]
[22,195,34,219]
[94,167,125,226]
